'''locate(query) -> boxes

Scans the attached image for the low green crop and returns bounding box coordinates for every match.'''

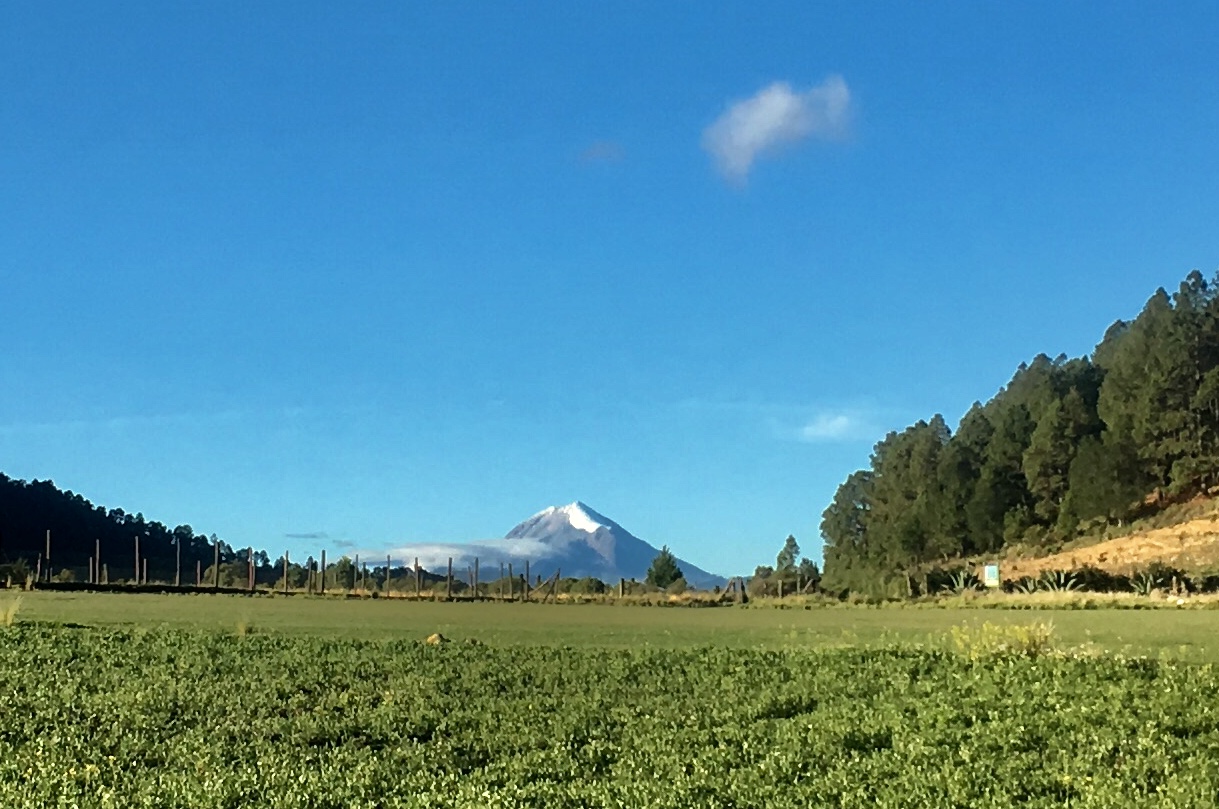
[0,625,1216,807]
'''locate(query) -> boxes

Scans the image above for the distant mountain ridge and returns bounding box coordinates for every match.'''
[501,502,726,588]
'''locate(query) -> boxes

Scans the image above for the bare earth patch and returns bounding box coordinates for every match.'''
[1004,510,1219,578]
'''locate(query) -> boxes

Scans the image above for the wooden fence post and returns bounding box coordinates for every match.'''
[247,547,254,592]
[213,540,220,589]
[95,538,101,585]
[320,550,327,595]
[508,563,513,601]
[45,530,51,582]
[283,552,289,594]
[474,557,480,600]
[446,557,453,600]
[175,534,181,587]
[88,557,94,586]
[196,559,201,587]
[524,561,531,602]
[142,558,148,586]
[386,554,392,597]
[102,564,109,585]
[414,557,420,597]
[134,535,140,584]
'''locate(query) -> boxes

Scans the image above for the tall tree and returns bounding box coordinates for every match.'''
[645,546,683,589]
[776,535,800,574]
[820,470,873,590]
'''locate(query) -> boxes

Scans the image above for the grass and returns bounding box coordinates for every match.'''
[13,589,1219,661]
[0,595,21,627]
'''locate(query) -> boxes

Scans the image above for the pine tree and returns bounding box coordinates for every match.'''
[776,535,800,574]
[645,546,683,589]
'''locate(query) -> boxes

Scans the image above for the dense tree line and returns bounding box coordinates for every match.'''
[821,270,1219,593]
[0,474,235,582]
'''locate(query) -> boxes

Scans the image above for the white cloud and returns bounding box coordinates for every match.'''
[375,538,556,573]
[798,410,876,443]
[702,76,851,181]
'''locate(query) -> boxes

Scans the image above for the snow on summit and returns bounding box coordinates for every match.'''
[383,502,726,588]
[558,502,605,533]
[522,502,609,535]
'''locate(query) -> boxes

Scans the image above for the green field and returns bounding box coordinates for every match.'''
[12,589,1219,660]
[7,592,1219,807]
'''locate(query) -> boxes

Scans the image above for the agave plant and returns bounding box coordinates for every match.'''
[1131,572,1157,597]
[1014,577,1040,594]
[1038,570,1081,593]
[945,569,982,595]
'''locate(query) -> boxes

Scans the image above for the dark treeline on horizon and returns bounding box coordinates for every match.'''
[0,476,705,593]
[0,475,462,588]
[0,474,237,582]
[821,270,1219,594]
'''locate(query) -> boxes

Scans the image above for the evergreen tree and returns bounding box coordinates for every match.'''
[820,470,873,591]
[776,535,800,574]
[819,270,1219,591]
[645,546,683,589]
[966,403,1033,551]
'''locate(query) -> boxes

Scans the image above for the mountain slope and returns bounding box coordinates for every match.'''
[501,502,725,588]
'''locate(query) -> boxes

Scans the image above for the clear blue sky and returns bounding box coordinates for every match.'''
[2,3,1217,577]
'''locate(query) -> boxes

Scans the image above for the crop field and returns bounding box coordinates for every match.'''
[3,623,1219,807]
[15,589,1219,659]
[5,593,1219,806]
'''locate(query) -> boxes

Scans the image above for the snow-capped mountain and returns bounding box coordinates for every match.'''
[502,502,726,589]
[381,502,727,589]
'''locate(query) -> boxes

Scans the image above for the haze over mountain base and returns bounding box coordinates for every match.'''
[388,502,727,589]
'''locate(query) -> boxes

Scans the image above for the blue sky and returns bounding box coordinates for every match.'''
[2,3,1217,577]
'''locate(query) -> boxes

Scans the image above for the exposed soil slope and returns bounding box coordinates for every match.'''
[1004,509,1219,578]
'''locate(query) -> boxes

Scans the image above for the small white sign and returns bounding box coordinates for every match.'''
[982,564,1001,589]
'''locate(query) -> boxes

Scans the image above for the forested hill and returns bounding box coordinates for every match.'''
[821,270,1219,594]
[0,474,236,581]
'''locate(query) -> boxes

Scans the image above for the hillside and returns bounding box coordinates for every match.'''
[821,269,1219,594]
[1001,503,1219,579]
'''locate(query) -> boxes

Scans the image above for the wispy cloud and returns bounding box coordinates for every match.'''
[702,76,851,181]
[673,397,887,444]
[284,531,328,541]
[580,140,625,163]
[797,409,879,443]
[0,408,248,438]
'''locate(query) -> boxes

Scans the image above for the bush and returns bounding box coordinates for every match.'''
[1072,565,1129,592]
[950,621,1056,661]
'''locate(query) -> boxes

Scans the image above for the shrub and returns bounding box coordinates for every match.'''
[0,596,21,628]
[950,621,1056,661]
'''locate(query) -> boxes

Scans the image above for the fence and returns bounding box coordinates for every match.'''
[2,532,750,604]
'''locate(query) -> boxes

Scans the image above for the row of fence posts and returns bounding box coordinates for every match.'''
[13,532,562,600]
[11,531,750,602]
